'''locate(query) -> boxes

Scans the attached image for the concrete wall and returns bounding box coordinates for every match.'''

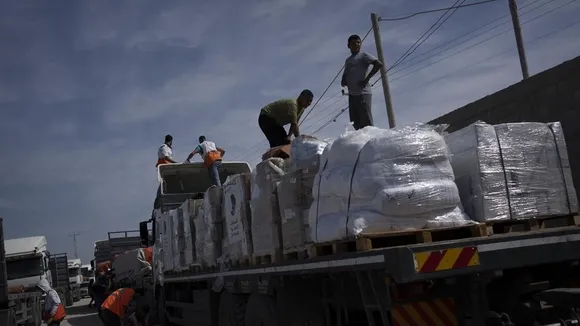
[430,55,580,203]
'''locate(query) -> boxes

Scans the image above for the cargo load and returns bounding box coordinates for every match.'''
[250,158,286,258]
[309,125,470,243]
[111,247,152,285]
[278,136,329,251]
[194,187,224,268]
[445,121,578,222]
[161,210,175,272]
[223,173,253,261]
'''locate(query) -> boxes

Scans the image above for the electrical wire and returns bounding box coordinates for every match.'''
[378,0,501,22]
[390,0,465,70]
[390,0,547,72]
[370,0,577,87]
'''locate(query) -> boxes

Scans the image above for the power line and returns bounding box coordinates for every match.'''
[378,0,501,22]
[370,0,576,87]
[390,0,465,71]
[387,0,552,74]
[392,15,580,98]
[371,0,577,87]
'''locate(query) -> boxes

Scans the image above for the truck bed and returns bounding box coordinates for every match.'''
[163,224,580,284]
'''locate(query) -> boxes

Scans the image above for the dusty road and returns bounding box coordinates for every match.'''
[53,298,102,326]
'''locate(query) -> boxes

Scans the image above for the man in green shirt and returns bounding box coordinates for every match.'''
[258,89,314,148]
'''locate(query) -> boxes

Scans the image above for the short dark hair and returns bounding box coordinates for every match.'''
[164,134,173,143]
[300,89,314,99]
[198,135,206,143]
[348,34,361,43]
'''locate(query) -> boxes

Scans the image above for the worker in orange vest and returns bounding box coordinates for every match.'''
[99,287,141,326]
[37,278,66,325]
[156,134,177,167]
[185,135,226,186]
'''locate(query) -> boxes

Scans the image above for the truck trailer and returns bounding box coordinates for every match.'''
[141,145,580,326]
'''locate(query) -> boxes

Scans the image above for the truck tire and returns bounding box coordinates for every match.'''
[218,291,248,326]
[244,294,277,326]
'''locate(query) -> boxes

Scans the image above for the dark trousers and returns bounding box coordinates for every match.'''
[99,308,122,326]
[258,114,290,148]
[348,94,374,130]
[48,319,63,326]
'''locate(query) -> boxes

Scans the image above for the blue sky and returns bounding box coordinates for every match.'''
[1,0,579,263]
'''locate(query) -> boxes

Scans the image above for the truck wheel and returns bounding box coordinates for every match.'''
[218,291,248,326]
[244,294,277,326]
[65,291,74,307]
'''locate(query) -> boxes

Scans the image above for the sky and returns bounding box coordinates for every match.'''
[1,0,579,263]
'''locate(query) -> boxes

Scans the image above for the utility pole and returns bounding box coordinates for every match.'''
[371,13,396,129]
[69,231,81,259]
[508,0,529,79]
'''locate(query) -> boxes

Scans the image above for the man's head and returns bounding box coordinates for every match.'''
[347,34,362,54]
[297,89,314,109]
[164,134,173,146]
[198,135,206,143]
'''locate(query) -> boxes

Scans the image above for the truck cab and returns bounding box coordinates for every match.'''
[4,236,51,290]
[67,259,82,302]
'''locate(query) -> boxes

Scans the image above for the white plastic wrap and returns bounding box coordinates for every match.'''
[154,214,164,284]
[172,208,183,271]
[446,121,578,222]
[309,125,470,243]
[250,158,285,256]
[290,136,329,171]
[223,173,253,261]
[278,169,317,250]
[161,210,175,272]
[194,187,224,267]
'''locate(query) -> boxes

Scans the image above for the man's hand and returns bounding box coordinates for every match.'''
[358,79,368,88]
[46,318,53,324]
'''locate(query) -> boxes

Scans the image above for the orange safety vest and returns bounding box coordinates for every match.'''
[143,247,153,264]
[43,303,66,322]
[204,151,222,168]
[101,288,136,317]
[156,158,172,167]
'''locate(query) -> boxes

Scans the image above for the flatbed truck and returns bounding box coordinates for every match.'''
[141,161,580,326]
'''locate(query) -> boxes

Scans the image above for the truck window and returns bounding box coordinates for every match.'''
[7,257,43,280]
[69,267,80,276]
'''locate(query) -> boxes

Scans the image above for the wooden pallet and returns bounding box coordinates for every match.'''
[312,223,488,257]
[486,214,580,235]
[283,247,309,261]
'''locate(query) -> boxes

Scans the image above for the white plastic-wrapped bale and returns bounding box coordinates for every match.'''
[185,199,202,266]
[223,173,253,262]
[194,187,224,268]
[172,208,183,271]
[290,135,329,171]
[277,168,317,251]
[446,121,578,222]
[250,158,285,259]
[309,126,470,243]
[161,210,175,272]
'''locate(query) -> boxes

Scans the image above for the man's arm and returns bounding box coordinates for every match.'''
[186,147,201,162]
[216,147,226,157]
[287,104,300,138]
[363,52,383,84]
[341,69,347,87]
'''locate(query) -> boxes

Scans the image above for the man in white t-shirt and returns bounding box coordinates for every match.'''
[156,134,177,167]
[186,135,225,187]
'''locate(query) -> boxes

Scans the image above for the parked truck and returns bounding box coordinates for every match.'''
[80,263,93,298]
[0,218,44,326]
[140,147,580,326]
[67,259,82,302]
[48,253,74,307]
